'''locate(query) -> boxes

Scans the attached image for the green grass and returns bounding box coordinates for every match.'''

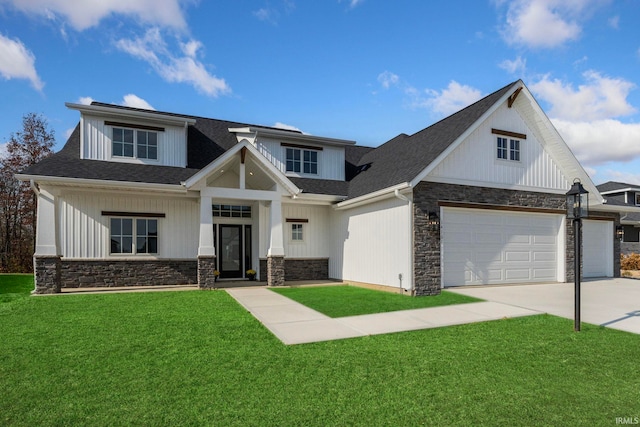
[0,274,34,304]
[270,285,482,317]
[1,281,639,426]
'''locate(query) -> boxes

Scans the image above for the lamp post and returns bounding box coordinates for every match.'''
[565,179,589,332]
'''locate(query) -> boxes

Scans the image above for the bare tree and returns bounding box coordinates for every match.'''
[0,113,55,272]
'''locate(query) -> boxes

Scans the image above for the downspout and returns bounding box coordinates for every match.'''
[30,180,40,196]
[394,189,414,295]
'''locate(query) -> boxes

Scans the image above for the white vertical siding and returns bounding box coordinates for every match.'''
[81,114,187,167]
[282,204,331,258]
[427,103,569,192]
[59,191,199,259]
[257,137,345,181]
[329,197,412,290]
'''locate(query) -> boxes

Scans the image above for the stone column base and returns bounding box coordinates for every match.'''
[197,256,217,289]
[33,256,61,294]
[267,256,285,287]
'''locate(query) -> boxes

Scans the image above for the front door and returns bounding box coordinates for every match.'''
[219,225,243,278]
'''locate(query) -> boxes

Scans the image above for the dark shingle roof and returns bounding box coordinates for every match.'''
[597,181,640,193]
[22,83,519,197]
[346,81,519,199]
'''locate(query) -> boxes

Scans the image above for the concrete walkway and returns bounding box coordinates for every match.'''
[226,287,540,345]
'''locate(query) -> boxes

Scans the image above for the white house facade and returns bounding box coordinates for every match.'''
[18,80,622,295]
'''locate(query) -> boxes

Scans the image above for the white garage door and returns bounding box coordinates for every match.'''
[582,220,613,278]
[442,207,563,287]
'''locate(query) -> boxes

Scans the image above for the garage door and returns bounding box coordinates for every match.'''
[442,207,563,287]
[583,220,613,278]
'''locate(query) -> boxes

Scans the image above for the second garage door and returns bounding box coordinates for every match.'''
[442,207,564,287]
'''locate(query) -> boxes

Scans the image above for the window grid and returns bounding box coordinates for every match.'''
[112,127,158,160]
[291,223,303,241]
[212,204,252,218]
[510,139,520,161]
[497,137,508,160]
[110,218,158,255]
[286,147,318,175]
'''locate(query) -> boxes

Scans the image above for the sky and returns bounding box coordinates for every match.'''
[0,0,639,185]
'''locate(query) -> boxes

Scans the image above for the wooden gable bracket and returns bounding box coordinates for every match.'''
[240,146,247,164]
[508,87,523,108]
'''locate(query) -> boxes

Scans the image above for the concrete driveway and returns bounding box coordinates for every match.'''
[448,278,640,334]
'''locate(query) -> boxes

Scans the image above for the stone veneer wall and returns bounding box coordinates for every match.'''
[258,258,329,282]
[412,182,572,296]
[267,256,285,287]
[34,256,62,294]
[197,256,217,289]
[60,259,197,288]
[621,242,640,255]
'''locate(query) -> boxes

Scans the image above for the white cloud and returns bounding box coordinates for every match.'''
[608,15,619,29]
[65,127,75,139]
[499,56,527,75]
[499,0,604,48]
[599,170,640,186]
[116,28,231,98]
[121,94,154,110]
[419,81,483,117]
[531,71,636,121]
[377,71,399,89]
[77,96,94,105]
[553,119,640,166]
[273,122,307,134]
[253,8,275,23]
[0,34,44,90]
[2,0,187,31]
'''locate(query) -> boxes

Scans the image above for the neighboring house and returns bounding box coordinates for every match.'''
[597,181,640,254]
[18,80,622,295]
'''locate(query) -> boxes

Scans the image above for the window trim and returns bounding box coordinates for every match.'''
[111,125,160,161]
[496,136,521,163]
[290,223,304,243]
[284,146,319,176]
[635,193,640,206]
[108,216,160,256]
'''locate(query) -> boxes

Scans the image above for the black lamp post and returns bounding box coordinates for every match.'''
[565,179,589,332]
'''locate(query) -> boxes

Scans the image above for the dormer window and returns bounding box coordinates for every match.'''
[112,127,158,160]
[284,145,319,175]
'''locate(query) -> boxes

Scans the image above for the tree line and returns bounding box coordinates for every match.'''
[1,113,55,272]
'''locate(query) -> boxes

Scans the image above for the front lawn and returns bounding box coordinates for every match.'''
[1,283,639,426]
[270,285,482,317]
[0,274,33,304]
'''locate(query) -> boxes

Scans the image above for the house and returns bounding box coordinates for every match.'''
[17,80,622,295]
[596,181,640,254]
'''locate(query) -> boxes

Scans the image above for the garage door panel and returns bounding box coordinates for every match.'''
[505,251,530,262]
[442,208,562,287]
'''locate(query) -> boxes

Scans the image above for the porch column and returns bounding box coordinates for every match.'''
[267,198,285,286]
[197,195,217,289]
[33,187,61,294]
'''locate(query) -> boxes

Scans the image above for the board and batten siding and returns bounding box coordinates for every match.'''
[81,114,187,167]
[427,103,569,192]
[258,203,332,258]
[330,197,412,290]
[257,137,346,181]
[58,191,199,259]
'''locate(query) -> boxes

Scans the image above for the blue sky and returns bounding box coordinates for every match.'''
[1,0,639,185]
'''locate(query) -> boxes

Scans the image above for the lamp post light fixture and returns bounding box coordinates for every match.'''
[616,225,624,241]
[565,179,589,332]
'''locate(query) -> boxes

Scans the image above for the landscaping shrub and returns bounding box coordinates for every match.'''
[620,253,640,270]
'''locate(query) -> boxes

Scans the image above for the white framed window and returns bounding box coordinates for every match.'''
[286,147,318,175]
[497,137,508,159]
[497,137,520,162]
[510,139,520,161]
[291,223,304,242]
[112,127,158,160]
[212,204,252,218]
[110,218,158,255]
